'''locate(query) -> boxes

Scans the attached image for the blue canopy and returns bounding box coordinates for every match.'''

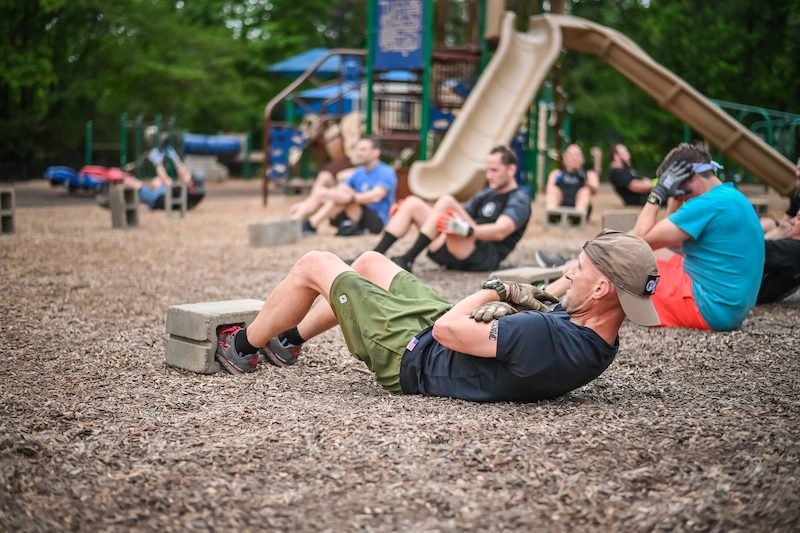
[297,82,359,100]
[267,48,362,77]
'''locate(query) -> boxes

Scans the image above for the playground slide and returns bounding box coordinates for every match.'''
[408,13,562,201]
[410,13,796,200]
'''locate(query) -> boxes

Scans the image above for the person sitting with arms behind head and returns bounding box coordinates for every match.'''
[289,137,396,236]
[761,157,800,240]
[544,144,600,217]
[539,142,764,332]
[352,145,530,273]
[608,144,655,206]
[213,230,660,405]
[757,211,800,304]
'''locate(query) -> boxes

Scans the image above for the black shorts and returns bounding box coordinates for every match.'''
[427,240,500,272]
[330,205,385,235]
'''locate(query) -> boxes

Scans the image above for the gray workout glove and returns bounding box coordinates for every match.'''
[651,161,694,201]
[505,282,560,312]
[470,301,518,322]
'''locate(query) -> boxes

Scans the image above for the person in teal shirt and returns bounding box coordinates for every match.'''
[629,143,763,330]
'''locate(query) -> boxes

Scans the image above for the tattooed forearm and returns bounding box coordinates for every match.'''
[489,320,498,340]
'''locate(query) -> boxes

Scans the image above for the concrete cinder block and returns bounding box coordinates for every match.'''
[0,187,14,235]
[545,207,586,229]
[602,210,639,232]
[249,218,302,247]
[110,186,139,229]
[490,266,564,284]
[748,198,769,217]
[165,183,188,219]
[165,299,264,374]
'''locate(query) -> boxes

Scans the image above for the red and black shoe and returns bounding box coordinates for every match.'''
[215,326,258,375]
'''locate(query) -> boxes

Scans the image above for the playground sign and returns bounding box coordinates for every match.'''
[374,0,424,71]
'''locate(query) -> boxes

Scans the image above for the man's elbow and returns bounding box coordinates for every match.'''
[432,318,456,347]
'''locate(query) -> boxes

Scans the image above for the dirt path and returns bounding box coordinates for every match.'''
[1,179,798,532]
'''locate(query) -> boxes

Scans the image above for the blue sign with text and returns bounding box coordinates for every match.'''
[374,0,424,71]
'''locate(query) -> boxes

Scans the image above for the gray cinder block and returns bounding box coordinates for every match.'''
[249,218,302,247]
[165,183,188,219]
[602,210,639,232]
[544,207,586,229]
[490,266,564,284]
[110,186,139,229]
[165,299,264,374]
[0,187,14,235]
[748,198,769,217]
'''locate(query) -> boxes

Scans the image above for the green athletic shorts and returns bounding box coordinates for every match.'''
[329,270,453,393]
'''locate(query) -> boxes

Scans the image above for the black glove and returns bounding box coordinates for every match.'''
[470,301,518,322]
[651,161,694,202]
[505,282,560,312]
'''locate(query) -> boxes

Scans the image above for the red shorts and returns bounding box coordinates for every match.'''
[651,255,711,330]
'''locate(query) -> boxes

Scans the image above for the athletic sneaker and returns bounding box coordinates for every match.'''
[260,336,300,367]
[535,250,569,268]
[391,256,413,273]
[215,326,258,375]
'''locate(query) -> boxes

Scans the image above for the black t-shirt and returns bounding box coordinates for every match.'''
[399,305,619,402]
[609,166,648,206]
[785,189,800,218]
[758,238,800,304]
[463,187,531,261]
[555,169,586,206]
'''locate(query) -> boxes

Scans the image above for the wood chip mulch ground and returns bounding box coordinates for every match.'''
[1,180,798,532]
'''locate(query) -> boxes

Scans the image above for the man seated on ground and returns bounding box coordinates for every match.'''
[544,144,600,216]
[117,172,206,210]
[758,212,800,304]
[760,157,800,240]
[358,145,530,273]
[539,143,764,332]
[608,144,654,206]
[213,230,660,405]
[289,137,397,236]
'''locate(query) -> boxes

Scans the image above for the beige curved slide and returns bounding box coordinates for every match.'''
[408,13,561,201]
[409,13,796,200]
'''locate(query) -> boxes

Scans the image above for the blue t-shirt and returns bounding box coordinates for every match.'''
[344,162,397,224]
[399,306,618,402]
[668,183,764,330]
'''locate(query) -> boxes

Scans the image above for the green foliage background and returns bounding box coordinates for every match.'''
[1,0,798,177]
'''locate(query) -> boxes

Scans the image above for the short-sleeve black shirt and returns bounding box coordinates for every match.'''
[462,187,532,261]
[609,167,648,206]
[399,306,619,402]
[757,238,800,304]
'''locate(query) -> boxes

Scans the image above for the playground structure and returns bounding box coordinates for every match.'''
[46,114,253,194]
[408,12,798,200]
[262,1,798,207]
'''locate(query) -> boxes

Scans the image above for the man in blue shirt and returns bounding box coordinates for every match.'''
[289,137,396,236]
[212,231,661,407]
[543,143,763,331]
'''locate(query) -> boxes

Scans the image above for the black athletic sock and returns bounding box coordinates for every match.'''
[235,328,259,355]
[278,327,305,347]
[399,234,432,262]
[373,232,398,254]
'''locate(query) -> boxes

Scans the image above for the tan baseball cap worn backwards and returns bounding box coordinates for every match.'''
[583,229,661,327]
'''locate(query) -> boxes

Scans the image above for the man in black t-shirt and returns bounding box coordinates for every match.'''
[608,144,654,206]
[214,230,661,404]
[758,213,800,304]
[360,145,531,273]
[761,158,800,239]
